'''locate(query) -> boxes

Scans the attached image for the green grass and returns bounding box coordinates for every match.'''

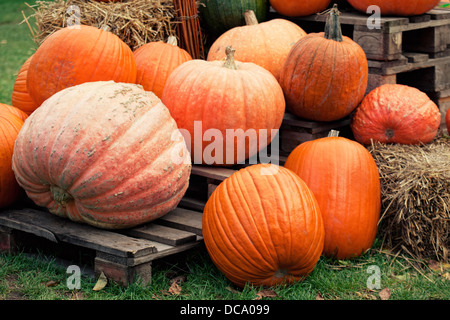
[0,0,449,302]
[0,0,37,104]
[1,239,449,301]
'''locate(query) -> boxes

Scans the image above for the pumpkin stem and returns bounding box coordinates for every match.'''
[167,35,178,46]
[223,46,238,70]
[328,130,340,137]
[50,185,73,206]
[324,4,343,42]
[244,10,259,26]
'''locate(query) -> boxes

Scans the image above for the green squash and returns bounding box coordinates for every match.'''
[200,0,269,36]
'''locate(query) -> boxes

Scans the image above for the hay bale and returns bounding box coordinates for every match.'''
[369,135,450,262]
[26,0,177,51]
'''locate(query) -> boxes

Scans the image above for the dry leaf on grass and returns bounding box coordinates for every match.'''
[92,272,108,291]
[168,281,182,295]
[379,288,391,300]
[254,289,278,300]
[44,280,60,287]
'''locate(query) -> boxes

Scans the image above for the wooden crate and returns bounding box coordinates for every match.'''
[0,205,203,286]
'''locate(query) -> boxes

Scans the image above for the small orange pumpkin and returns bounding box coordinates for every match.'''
[351,84,441,145]
[11,55,39,115]
[0,108,24,208]
[269,0,331,17]
[0,103,28,122]
[279,5,368,122]
[284,132,381,259]
[134,36,192,98]
[27,25,137,106]
[203,164,324,287]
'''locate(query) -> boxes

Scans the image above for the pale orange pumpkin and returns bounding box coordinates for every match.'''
[12,81,191,229]
[162,46,285,166]
[207,10,306,81]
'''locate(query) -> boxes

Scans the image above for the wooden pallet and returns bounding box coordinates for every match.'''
[0,206,203,286]
[280,112,352,156]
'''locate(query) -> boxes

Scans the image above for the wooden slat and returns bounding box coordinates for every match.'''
[0,209,157,258]
[191,165,235,181]
[155,208,203,236]
[124,223,197,246]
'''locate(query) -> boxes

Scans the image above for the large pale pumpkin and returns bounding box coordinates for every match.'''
[134,36,192,99]
[27,25,137,106]
[351,84,441,145]
[199,0,268,35]
[203,164,324,287]
[207,10,306,81]
[11,55,38,115]
[0,108,24,208]
[347,0,440,16]
[12,81,191,229]
[284,133,381,259]
[279,5,368,121]
[269,0,331,17]
[161,47,285,166]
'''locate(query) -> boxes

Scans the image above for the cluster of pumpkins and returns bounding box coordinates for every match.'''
[0,1,447,288]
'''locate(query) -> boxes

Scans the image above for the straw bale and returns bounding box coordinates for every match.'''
[25,0,178,50]
[369,135,450,262]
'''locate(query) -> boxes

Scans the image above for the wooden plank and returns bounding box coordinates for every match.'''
[0,209,157,258]
[123,223,197,246]
[0,215,58,243]
[191,165,235,181]
[155,208,203,236]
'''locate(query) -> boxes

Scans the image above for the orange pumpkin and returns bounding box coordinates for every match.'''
[0,108,24,208]
[347,0,440,16]
[284,133,381,259]
[12,81,191,229]
[27,25,137,106]
[351,84,441,145]
[279,5,368,122]
[0,103,28,122]
[161,46,285,166]
[11,55,39,115]
[269,0,331,17]
[134,36,192,99]
[446,108,450,134]
[202,164,324,287]
[207,10,306,81]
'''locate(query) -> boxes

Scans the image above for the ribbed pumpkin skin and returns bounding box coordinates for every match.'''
[351,84,441,145]
[12,81,191,229]
[269,0,331,17]
[347,0,440,16]
[199,0,268,35]
[284,137,381,260]
[11,55,38,115]
[0,103,28,122]
[280,32,368,121]
[134,38,192,98]
[203,164,324,287]
[161,55,285,165]
[27,25,137,106]
[207,14,306,81]
[0,109,24,208]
